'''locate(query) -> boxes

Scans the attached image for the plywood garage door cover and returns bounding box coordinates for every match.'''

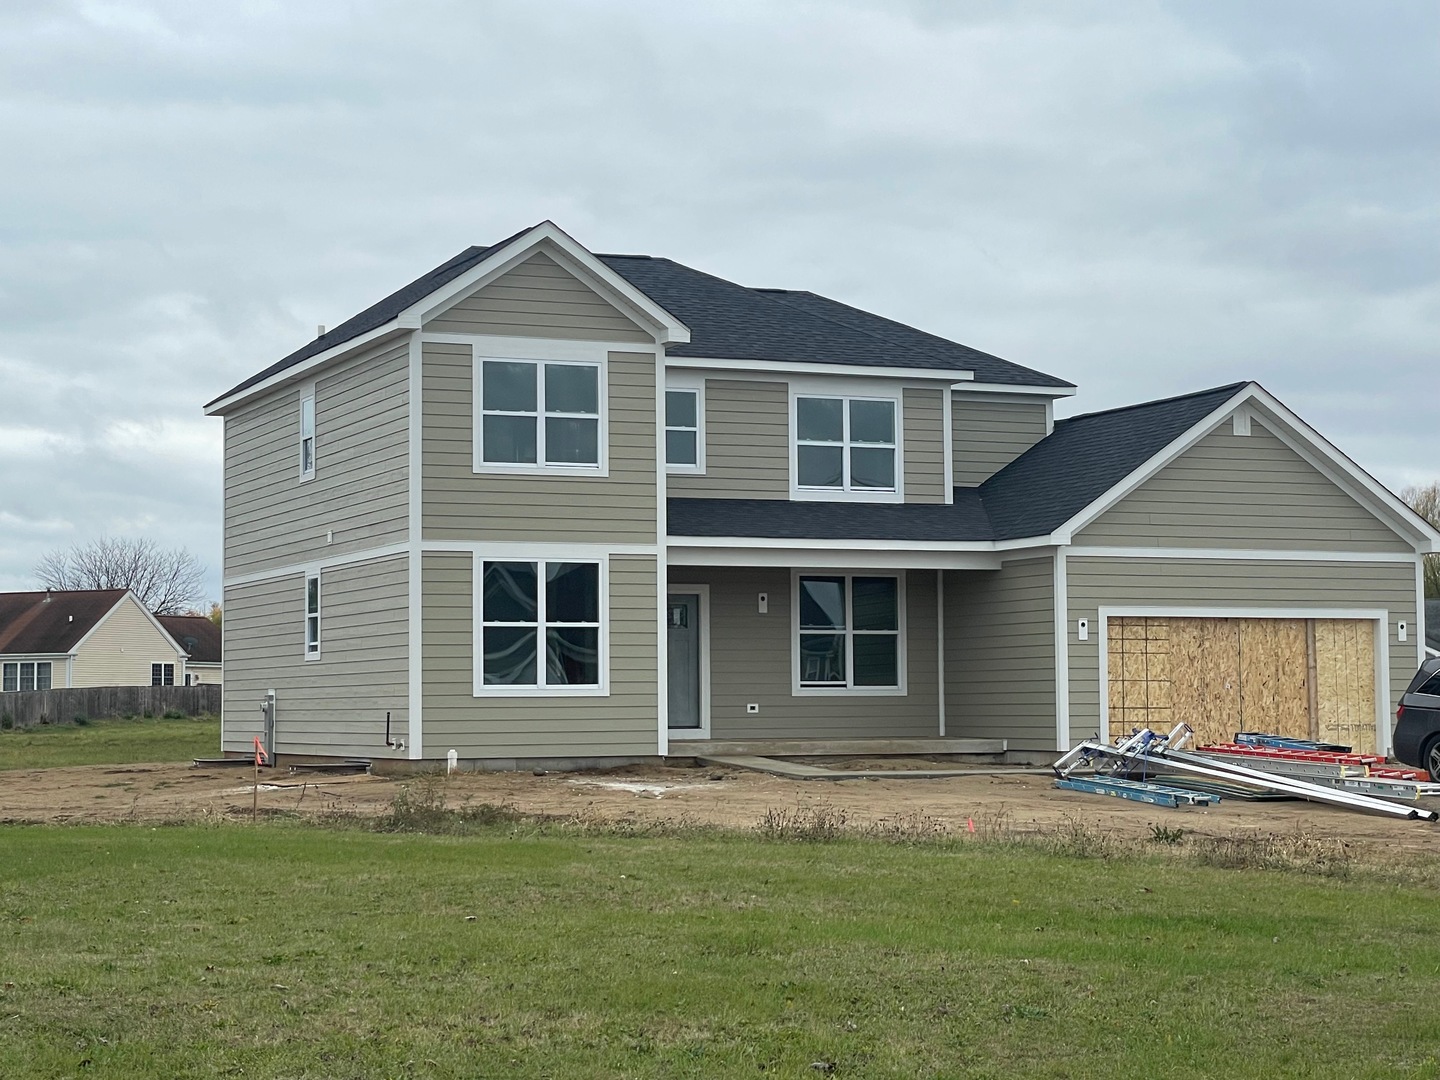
[1107,616,1376,753]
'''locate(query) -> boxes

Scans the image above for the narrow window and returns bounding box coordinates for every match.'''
[17,662,37,692]
[797,574,900,689]
[481,359,600,468]
[1,662,15,692]
[665,388,700,469]
[305,574,321,658]
[480,559,601,689]
[300,393,316,480]
[35,662,51,690]
[796,396,896,492]
[150,663,174,686]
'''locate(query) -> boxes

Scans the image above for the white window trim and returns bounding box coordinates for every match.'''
[472,553,611,698]
[304,571,322,661]
[472,346,610,477]
[299,383,316,482]
[790,569,908,696]
[788,381,904,504]
[664,377,705,474]
[150,662,176,687]
[3,659,54,692]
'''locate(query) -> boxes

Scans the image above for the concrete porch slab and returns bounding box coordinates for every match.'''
[673,737,1006,757]
[696,754,1034,781]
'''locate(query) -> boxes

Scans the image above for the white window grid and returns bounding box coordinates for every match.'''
[793,393,899,496]
[150,663,175,686]
[3,661,52,692]
[477,358,603,471]
[664,385,704,472]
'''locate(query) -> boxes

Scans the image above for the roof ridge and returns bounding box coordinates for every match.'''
[1057,382,1251,425]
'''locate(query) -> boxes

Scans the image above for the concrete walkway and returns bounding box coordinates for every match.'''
[699,754,1050,781]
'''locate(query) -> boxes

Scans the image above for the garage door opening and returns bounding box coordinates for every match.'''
[1106,616,1378,753]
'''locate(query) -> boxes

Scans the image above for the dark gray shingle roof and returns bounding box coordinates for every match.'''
[667,383,1250,543]
[211,230,1071,405]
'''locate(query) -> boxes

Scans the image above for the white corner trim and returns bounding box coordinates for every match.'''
[407,329,423,759]
[936,569,946,737]
[1054,550,1070,752]
[941,386,954,504]
[409,222,690,344]
[656,344,670,756]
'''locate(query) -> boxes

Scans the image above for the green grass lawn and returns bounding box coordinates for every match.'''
[1,822,1438,1078]
[0,715,219,771]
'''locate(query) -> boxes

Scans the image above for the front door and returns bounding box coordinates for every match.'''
[667,592,703,734]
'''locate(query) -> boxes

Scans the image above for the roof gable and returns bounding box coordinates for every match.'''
[0,589,129,654]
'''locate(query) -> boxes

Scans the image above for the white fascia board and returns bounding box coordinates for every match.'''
[1242,387,1440,552]
[666,356,975,383]
[205,321,417,415]
[667,544,1003,570]
[407,221,690,345]
[1048,385,1255,544]
[953,381,1077,398]
[0,652,73,661]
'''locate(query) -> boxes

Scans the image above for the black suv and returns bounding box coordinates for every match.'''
[1394,658,1440,776]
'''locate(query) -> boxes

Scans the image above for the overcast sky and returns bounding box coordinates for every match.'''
[2,0,1437,601]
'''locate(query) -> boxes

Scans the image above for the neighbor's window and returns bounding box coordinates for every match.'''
[3,661,51,692]
[797,575,900,689]
[480,359,600,468]
[795,396,896,492]
[665,388,701,469]
[305,573,321,658]
[480,559,601,689]
[300,393,316,480]
[150,663,175,687]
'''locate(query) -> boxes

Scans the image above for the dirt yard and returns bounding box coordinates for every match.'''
[3,757,1439,857]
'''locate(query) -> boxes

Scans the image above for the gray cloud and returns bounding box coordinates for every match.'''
[1,0,1437,593]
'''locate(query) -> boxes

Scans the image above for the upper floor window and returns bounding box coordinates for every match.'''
[479,359,601,469]
[665,387,703,471]
[299,392,316,481]
[3,661,51,692]
[478,558,603,692]
[795,395,897,495]
[305,573,321,659]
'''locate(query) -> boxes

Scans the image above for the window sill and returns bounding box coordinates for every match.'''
[793,686,907,697]
[791,487,903,504]
[473,463,609,478]
[665,464,705,475]
[473,685,610,698]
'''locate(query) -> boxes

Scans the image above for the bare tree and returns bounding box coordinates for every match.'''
[1401,483,1440,599]
[34,538,208,615]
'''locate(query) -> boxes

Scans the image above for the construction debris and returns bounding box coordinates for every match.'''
[1054,726,1439,822]
[1053,775,1220,808]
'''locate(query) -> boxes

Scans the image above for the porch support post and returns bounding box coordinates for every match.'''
[937,569,946,737]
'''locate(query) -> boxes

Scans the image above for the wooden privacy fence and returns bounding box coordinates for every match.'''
[0,685,221,730]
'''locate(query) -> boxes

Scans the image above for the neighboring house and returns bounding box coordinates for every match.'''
[205,221,1440,766]
[0,589,193,692]
[157,615,223,687]
[1427,599,1440,656]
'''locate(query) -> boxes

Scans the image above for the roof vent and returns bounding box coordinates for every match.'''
[68,615,73,623]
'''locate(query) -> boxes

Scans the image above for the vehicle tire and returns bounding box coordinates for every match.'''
[1424,735,1440,781]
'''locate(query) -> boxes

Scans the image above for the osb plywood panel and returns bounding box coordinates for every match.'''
[1170,618,1243,748]
[1314,619,1377,754]
[1238,619,1310,740]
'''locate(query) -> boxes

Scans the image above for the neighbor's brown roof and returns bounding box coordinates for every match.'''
[157,614,222,663]
[0,589,128,655]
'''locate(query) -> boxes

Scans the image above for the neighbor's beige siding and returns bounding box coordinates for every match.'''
[422,345,658,544]
[670,567,940,740]
[903,387,946,503]
[425,249,650,343]
[70,595,185,688]
[667,378,789,499]
[421,552,659,759]
[224,340,409,576]
[952,395,1049,487]
[943,558,1057,752]
[1075,420,1412,552]
[221,555,408,758]
[1065,556,1420,748]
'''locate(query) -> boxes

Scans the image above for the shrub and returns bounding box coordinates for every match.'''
[162,708,186,720]
[0,714,11,731]
[142,710,154,719]
[73,716,90,727]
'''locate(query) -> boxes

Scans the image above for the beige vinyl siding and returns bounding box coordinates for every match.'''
[671,567,940,740]
[425,249,650,342]
[667,378,789,499]
[903,387,946,503]
[224,340,409,576]
[1065,557,1420,748]
[421,552,659,758]
[943,558,1057,751]
[221,556,408,758]
[186,662,223,688]
[952,395,1049,487]
[422,345,658,543]
[70,595,185,688]
[1075,420,1412,551]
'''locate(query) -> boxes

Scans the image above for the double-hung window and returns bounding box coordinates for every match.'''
[478,559,603,692]
[796,574,902,691]
[3,661,51,692]
[795,395,897,494]
[305,573,321,658]
[664,387,702,470]
[299,391,316,480]
[479,358,601,469]
[151,663,175,686]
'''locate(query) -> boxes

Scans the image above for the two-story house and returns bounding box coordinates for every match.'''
[206,222,1440,768]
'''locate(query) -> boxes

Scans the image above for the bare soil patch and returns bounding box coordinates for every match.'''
[3,757,1439,859]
